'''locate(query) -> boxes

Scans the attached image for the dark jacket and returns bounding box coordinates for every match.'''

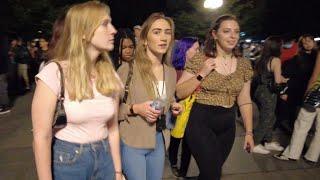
[15,44,30,64]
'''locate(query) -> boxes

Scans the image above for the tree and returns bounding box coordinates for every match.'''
[168,0,266,39]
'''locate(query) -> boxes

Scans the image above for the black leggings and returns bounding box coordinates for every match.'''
[185,103,236,180]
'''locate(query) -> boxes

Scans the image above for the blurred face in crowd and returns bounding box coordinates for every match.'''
[146,18,172,57]
[212,20,240,52]
[186,41,200,61]
[39,38,48,49]
[134,28,141,39]
[90,15,117,51]
[121,38,135,62]
[11,40,17,47]
[302,37,315,52]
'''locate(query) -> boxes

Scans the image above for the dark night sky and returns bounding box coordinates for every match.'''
[107,0,166,29]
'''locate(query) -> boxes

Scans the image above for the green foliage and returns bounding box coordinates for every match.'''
[170,0,265,39]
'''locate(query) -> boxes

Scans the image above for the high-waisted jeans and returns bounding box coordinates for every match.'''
[52,138,115,180]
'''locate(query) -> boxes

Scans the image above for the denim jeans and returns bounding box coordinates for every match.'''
[121,132,165,180]
[52,138,115,180]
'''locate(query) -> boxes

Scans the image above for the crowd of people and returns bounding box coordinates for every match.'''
[0,0,319,180]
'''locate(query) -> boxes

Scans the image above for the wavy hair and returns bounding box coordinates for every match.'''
[53,1,122,101]
[172,37,198,70]
[298,34,316,55]
[135,12,175,99]
[204,14,241,58]
[255,36,282,75]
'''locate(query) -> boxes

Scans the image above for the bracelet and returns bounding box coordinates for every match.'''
[115,171,122,175]
[129,104,136,115]
[239,102,252,107]
[245,131,253,136]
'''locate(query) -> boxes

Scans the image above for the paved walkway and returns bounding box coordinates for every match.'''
[0,92,319,180]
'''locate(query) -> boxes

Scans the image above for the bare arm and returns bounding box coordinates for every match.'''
[237,81,254,151]
[176,58,216,99]
[107,96,122,178]
[32,80,57,180]
[176,71,201,99]
[307,51,320,91]
[271,57,287,84]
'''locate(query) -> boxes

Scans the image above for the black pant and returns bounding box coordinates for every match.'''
[168,135,191,176]
[185,103,236,180]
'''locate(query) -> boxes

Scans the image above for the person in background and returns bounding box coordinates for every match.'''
[176,14,254,180]
[274,50,320,164]
[15,37,31,90]
[0,32,11,114]
[252,36,288,154]
[32,1,123,179]
[111,28,136,69]
[280,34,317,131]
[37,37,49,72]
[133,25,142,44]
[168,36,199,178]
[280,35,298,64]
[117,12,182,180]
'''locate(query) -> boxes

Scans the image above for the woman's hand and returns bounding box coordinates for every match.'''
[171,102,183,116]
[198,58,216,77]
[133,101,161,123]
[243,134,254,153]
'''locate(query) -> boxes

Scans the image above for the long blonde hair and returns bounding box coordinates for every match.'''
[54,1,122,101]
[135,12,175,99]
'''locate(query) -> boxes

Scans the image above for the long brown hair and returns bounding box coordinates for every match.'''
[135,12,175,99]
[204,14,241,58]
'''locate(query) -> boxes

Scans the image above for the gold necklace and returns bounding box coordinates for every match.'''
[220,54,233,74]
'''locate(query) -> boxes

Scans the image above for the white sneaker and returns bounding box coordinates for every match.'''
[264,142,284,151]
[252,144,270,154]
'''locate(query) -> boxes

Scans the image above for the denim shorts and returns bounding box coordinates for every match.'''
[52,138,115,180]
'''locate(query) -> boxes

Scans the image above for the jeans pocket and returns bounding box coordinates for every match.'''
[53,147,82,165]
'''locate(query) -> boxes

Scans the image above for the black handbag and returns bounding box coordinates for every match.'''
[268,81,288,95]
[52,61,67,129]
[303,86,320,112]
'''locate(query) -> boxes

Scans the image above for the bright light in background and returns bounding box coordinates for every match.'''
[204,0,223,9]
[245,39,252,43]
[314,37,320,41]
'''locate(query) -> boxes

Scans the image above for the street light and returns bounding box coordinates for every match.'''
[204,0,223,9]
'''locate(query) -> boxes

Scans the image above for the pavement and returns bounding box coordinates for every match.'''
[0,91,320,180]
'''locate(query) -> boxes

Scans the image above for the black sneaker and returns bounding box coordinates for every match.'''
[303,157,317,166]
[0,107,11,115]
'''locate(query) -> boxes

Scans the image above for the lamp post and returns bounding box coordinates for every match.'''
[204,0,223,9]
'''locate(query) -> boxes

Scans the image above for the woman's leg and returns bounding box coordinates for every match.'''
[146,132,165,180]
[254,87,276,144]
[304,108,320,162]
[282,108,317,159]
[185,103,223,180]
[179,137,192,176]
[168,135,181,167]
[121,141,147,180]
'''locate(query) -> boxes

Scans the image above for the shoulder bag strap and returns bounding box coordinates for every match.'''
[122,62,133,103]
[52,61,65,100]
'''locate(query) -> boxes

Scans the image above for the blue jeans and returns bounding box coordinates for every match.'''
[52,138,115,180]
[121,132,165,180]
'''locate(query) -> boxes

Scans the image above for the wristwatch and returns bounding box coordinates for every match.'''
[196,74,204,81]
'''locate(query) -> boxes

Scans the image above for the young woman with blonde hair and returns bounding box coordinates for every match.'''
[117,12,183,180]
[32,1,123,179]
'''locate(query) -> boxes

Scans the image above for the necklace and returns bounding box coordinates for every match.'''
[220,54,233,75]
